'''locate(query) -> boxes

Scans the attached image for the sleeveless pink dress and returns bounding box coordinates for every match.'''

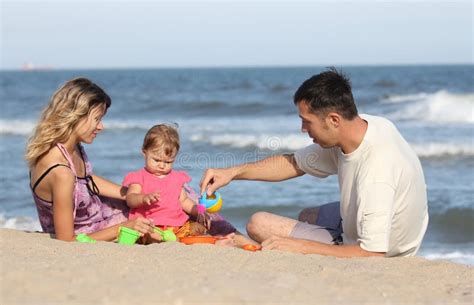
[31,143,128,234]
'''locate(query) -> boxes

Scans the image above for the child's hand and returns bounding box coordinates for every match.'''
[143,191,160,205]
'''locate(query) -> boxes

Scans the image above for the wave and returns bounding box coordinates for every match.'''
[4,117,471,158]
[190,133,312,151]
[421,251,474,266]
[0,118,157,136]
[191,133,474,158]
[0,115,298,136]
[0,119,36,136]
[411,143,474,158]
[385,90,474,124]
[0,213,41,232]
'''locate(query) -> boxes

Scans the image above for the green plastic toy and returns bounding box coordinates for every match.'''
[153,227,177,242]
[76,233,96,243]
[117,226,141,245]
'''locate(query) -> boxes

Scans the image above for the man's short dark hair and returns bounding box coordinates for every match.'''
[293,67,358,120]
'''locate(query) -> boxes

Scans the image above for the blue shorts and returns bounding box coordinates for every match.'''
[290,202,343,245]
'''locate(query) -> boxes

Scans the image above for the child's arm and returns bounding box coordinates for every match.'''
[126,183,160,208]
[91,174,128,200]
[179,188,211,229]
[179,188,198,216]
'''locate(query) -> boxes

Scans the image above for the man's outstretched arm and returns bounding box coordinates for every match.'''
[200,154,305,195]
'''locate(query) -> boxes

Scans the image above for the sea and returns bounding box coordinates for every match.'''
[1,65,473,265]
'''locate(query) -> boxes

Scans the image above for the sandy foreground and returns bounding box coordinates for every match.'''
[0,229,472,305]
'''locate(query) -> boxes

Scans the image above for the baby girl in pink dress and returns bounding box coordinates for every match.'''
[122,124,236,241]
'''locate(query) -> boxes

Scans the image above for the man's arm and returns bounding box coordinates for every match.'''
[200,154,305,195]
[261,236,386,258]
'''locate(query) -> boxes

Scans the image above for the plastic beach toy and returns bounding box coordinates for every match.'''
[179,235,218,245]
[76,233,96,243]
[199,192,223,213]
[242,244,261,252]
[153,227,177,242]
[117,226,140,245]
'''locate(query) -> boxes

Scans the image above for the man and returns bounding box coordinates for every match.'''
[200,68,428,257]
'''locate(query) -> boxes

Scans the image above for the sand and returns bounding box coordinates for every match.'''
[0,228,472,305]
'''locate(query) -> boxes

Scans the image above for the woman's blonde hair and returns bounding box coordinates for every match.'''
[25,78,111,167]
[142,124,180,158]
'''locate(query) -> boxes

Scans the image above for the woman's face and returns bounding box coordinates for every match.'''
[75,104,106,144]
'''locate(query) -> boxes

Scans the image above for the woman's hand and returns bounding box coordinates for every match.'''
[124,217,155,237]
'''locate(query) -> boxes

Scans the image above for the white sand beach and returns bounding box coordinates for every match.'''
[1,228,472,305]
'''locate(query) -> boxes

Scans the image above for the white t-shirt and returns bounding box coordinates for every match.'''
[294,114,428,257]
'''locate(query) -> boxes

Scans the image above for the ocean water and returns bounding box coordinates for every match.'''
[1,66,473,265]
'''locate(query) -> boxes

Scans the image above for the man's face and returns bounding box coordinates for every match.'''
[297,101,338,148]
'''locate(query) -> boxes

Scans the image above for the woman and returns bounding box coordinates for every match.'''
[26,78,158,241]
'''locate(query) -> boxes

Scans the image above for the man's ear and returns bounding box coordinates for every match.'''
[327,112,341,128]
[141,149,146,158]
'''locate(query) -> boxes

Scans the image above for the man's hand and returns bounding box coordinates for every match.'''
[200,168,235,195]
[261,235,309,253]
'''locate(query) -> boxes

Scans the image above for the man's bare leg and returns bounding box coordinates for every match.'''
[246,212,299,243]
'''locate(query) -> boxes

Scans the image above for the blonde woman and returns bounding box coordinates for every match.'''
[26,78,158,242]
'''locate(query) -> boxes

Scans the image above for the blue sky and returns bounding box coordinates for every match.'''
[1,0,472,70]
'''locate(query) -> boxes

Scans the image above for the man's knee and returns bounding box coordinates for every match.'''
[298,207,319,225]
[246,211,271,237]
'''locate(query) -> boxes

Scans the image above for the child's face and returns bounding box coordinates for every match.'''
[143,149,176,176]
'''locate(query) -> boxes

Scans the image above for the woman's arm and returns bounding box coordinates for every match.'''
[92,174,128,200]
[51,167,77,241]
[87,217,157,241]
[51,169,156,241]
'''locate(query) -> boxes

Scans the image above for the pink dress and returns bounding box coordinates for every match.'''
[31,143,128,234]
[122,169,190,226]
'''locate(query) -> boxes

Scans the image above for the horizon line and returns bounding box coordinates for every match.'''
[1,62,472,72]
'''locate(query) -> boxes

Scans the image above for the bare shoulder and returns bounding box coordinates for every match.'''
[31,147,71,180]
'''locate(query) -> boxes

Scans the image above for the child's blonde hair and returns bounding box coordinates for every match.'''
[142,124,180,157]
[25,78,111,167]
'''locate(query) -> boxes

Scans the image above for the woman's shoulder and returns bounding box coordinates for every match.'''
[32,147,70,173]
[30,148,74,191]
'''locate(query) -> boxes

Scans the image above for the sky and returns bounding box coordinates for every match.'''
[1,0,472,70]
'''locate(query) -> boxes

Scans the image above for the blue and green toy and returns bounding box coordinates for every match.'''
[199,192,223,213]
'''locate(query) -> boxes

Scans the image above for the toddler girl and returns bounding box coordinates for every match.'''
[123,124,234,241]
